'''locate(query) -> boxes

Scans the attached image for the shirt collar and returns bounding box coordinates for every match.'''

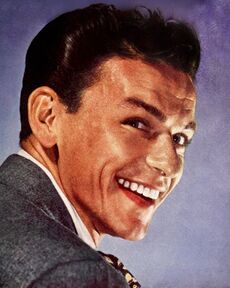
[18,149,97,249]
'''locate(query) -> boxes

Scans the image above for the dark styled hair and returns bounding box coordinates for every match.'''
[20,3,200,141]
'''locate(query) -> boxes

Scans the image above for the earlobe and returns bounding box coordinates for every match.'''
[28,86,58,148]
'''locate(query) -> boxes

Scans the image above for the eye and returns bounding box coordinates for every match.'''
[122,118,149,131]
[173,133,190,147]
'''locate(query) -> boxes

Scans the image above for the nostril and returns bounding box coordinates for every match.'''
[156,167,166,176]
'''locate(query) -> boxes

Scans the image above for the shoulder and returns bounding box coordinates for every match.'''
[0,182,128,287]
[27,259,128,288]
[0,156,128,287]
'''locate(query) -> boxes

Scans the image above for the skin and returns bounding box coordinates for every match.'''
[22,57,196,247]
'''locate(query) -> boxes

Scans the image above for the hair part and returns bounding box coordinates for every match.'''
[20,3,200,141]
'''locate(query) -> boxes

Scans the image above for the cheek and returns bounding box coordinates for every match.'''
[102,126,148,159]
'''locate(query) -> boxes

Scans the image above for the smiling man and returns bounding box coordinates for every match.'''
[0,3,200,287]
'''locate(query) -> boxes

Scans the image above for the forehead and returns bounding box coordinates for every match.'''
[81,57,196,124]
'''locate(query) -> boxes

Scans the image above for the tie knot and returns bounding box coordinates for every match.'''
[99,251,141,288]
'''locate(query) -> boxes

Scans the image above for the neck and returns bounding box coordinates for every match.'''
[20,135,103,247]
[21,135,64,190]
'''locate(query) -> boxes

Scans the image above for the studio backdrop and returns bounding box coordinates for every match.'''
[0,1,229,287]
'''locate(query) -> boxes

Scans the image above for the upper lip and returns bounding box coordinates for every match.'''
[115,176,167,193]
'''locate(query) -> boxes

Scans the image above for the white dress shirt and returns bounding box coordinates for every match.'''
[18,149,96,249]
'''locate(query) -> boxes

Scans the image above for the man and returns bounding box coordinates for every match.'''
[0,3,200,287]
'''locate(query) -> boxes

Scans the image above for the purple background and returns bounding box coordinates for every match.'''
[0,1,229,287]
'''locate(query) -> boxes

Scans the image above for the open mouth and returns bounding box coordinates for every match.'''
[116,177,163,205]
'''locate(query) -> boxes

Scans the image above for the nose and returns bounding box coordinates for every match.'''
[145,133,182,178]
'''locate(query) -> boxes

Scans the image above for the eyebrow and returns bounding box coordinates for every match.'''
[124,97,197,131]
[125,97,167,122]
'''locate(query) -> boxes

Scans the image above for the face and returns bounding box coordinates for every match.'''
[55,57,196,242]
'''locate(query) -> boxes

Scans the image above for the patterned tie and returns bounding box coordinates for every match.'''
[99,251,141,288]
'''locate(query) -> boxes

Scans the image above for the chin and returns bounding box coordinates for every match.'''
[127,230,148,241]
[113,225,149,241]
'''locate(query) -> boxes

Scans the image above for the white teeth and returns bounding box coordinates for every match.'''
[150,189,159,200]
[117,178,161,201]
[130,182,138,191]
[143,187,150,197]
[137,185,144,194]
[118,178,125,185]
[124,181,130,188]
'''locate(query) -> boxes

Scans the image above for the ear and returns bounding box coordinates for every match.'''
[28,86,60,148]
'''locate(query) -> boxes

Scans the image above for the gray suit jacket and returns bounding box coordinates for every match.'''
[0,155,129,287]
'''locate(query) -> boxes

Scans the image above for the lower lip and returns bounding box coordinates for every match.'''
[119,185,155,208]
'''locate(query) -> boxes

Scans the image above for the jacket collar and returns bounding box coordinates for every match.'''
[0,154,77,234]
